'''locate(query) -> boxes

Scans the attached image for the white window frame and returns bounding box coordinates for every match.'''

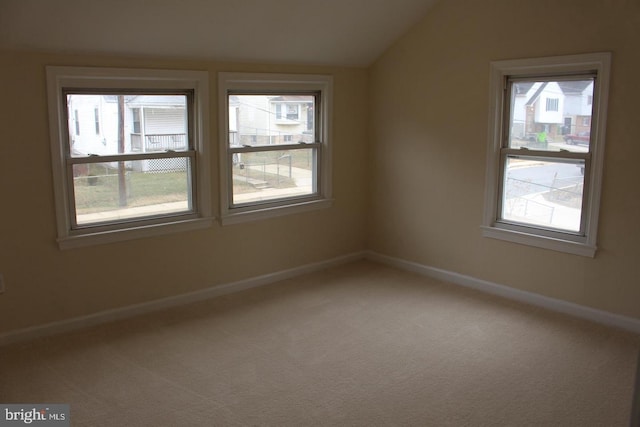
[46,66,213,249]
[482,53,611,257]
[218,72,333,225]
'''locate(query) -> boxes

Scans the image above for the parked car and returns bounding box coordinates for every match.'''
[564,131,590,145]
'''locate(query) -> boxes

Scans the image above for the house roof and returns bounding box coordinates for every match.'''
[513,82,535,95]
[558,81,592,93]
[520,80,590,106]
[0,0,439,67]
[525,82,549,106]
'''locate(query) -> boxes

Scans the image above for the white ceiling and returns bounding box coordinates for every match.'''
[0,0,438,67]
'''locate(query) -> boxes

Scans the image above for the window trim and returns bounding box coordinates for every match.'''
[46,66,213,249]
[218,72,333,225]
[482,53,611,257]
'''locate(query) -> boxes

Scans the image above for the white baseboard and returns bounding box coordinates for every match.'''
[0,251,367,346]
[3,250,637,346]
[366,251,640,334]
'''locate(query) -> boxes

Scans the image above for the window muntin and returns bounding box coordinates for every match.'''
[218,72,332,224]
[47,67,212,248]
[482,53,611,257]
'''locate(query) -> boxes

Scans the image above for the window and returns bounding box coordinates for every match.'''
[46,66,212,249]
[218,72,332,224]
[482,53,611,257]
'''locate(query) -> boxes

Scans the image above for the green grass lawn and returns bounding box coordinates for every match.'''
[74,152,313,213]
[74,167,188,214]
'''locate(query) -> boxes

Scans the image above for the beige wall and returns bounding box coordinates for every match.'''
[368,0,640,319]
[2,0,639,336]
[0,51,368,334]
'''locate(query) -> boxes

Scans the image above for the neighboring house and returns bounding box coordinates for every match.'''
[67,94,187,172]
[229,95,314,146]
[559,81,593,135]
[511,81,593,142]
[512,82,564,140]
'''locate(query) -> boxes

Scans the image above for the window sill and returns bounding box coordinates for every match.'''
[58,217,214,250]
[220,198,333,225]
[481,225,596,257]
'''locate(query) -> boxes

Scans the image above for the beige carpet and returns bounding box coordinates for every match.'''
[1,260,638,426]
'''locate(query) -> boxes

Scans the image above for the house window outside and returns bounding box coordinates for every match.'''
[94,107,100,134]
[74,110,80,135]
[132,108,141,134]
[286,104,299,120]
[218,72,333,224]
[274,102,301,122]
[483,53,611,257]
[46,66,212,249]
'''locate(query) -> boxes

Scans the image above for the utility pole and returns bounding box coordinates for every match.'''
[117,95,127,207]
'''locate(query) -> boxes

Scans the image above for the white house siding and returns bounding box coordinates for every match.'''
[511,93,527,139]
[236,95,269,144]
[561,81,594,135]
[143,108,186,136]
[67,95,188,173]
[68,95,120,156]
[139,108,187,173]
[534,82,564,125]
[234,95,314,145]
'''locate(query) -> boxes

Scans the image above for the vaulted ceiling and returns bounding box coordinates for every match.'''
[0,0,438,67]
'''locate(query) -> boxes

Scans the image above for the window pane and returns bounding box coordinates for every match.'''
[507,79,594,152]
[229,95,315,147]
[66,94,188,157]
[501,156,585,232]
[72,158,192,226]
[232,149,315,205]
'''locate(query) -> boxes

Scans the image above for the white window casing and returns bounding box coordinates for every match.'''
[46,66,213,249]
[218,72,333,225]
[482,53,611,257]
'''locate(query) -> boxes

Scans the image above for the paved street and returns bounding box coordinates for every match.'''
[504,157,584,231]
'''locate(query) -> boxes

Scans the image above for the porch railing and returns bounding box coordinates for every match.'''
[131,133,187,152]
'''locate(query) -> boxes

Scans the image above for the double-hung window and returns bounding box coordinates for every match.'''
[46,67,212,249]
[218,73,333,224]
[482,53,611,257]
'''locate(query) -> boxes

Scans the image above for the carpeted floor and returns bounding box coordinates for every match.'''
[1,260,638,426]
